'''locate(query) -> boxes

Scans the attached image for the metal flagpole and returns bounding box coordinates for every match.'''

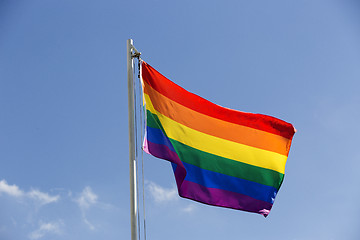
[127,39,141,240]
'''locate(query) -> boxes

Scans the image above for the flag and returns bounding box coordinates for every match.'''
[141,61,296,217]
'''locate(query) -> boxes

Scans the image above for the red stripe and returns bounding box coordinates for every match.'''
[142,62,295,139]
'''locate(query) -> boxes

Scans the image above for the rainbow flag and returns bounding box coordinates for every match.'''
[141,61,295,217]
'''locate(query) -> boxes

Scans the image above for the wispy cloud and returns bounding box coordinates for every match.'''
[1,180,113,236]
[146,181,177,203]
[146,181,198,213]
[76,186,98,209]
[0,179,24,197]
[28,189,60,205]
[0,179,59,206]
[28,220,63,240]
[75,186,98,230]
[181,204,196,213]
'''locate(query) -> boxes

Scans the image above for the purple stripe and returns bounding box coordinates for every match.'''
[146,138,273,217]
[179,180,273,217]
[146,140,187,190]
[146,138,178,163]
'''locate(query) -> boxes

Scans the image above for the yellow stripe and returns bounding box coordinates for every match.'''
[145,92,156,113]
[144,94,287,174]
[143,81,291,156]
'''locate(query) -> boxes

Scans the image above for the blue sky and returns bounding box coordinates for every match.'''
[1,0,360,239]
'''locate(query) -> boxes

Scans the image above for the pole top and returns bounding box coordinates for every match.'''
[127,39,141,58]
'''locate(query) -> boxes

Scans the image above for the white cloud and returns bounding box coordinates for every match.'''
[0,179,24,197]
[0,181,112,234]
[182,204,196,213]
[28,220,63,240]
[28,189,60,205]
[83,218,95,231]
[75,186,98,230]
[146,181,196,213]
[146,181,177,203]
[0,179,59,206]
[75,186,98,209]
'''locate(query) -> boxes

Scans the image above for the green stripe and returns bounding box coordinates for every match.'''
[147,109,165,131]
[170,140,284,189]
[146,109,284,189]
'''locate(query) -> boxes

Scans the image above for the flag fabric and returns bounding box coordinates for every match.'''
[141,61,296,217]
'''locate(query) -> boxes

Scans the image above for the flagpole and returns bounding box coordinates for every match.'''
[127,38,139,240]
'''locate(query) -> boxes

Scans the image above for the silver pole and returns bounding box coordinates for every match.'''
[127,39,137,240]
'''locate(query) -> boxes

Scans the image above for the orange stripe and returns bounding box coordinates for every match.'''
[143,81,292,156]
[142,61,295,139]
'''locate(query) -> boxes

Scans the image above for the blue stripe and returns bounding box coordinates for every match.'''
[146,122,277,203]
[171,162,178,172]
[146,126,176,152]
[183,162,277,204]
